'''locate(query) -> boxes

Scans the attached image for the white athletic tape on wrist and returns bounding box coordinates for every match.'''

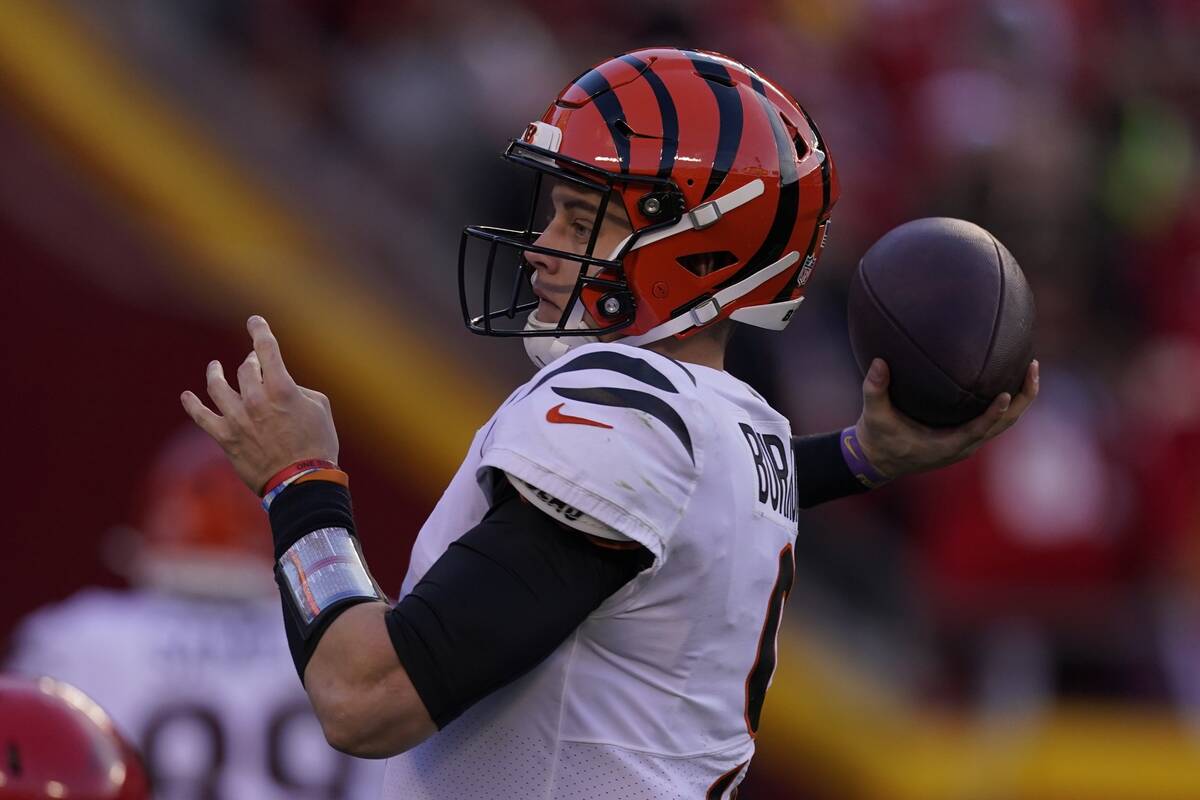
[278,527,381,626]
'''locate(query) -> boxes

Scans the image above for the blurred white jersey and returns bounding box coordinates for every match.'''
[386,342,798,800]
[8,588,383,800]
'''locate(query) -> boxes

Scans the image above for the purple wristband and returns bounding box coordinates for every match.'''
[840,426,890,488]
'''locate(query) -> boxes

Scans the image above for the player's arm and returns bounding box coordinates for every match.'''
[793,358,1039,507]
[272,477,649,757]
[300,601,431,757]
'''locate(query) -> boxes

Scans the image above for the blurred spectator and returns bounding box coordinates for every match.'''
[6,428,383,800]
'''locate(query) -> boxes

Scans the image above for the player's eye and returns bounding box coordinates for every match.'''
[570,220,593,242]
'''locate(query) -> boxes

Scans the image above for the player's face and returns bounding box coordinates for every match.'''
[525,184,632,323]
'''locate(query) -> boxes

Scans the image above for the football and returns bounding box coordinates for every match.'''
[847,217,1035,427]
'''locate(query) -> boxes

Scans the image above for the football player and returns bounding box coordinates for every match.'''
[181,48,1038,798]
[7,428,383,799]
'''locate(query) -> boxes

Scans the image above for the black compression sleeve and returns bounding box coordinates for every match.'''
[793,431,869,509]
[385,481,654,728]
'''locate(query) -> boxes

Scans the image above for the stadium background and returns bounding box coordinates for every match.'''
[2,0,1199,797]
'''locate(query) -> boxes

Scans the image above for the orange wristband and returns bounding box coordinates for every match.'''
[291,469,350,489]
[260,459,338,497]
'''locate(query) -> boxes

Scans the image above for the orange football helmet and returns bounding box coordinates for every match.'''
[0,675,149,800]
[116,426,273,597]
[459,47,838,364]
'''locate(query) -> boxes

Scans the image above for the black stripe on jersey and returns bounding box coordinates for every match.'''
[683,50,743,201]
[552,385,694,463]
[706,761,748,799]
[527,351,679,396]
[716,75,800,293]
[573,68,630,173]
[663,355,697,386]
[619,54,679,180]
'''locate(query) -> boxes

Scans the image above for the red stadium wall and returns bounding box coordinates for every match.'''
[0,214,427,645]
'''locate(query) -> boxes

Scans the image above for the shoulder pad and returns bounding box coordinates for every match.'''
[477,344,706,561]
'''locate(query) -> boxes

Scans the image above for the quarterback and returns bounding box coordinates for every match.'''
[182,48,1037,798]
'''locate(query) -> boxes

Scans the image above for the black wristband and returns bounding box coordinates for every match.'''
[268,480,355,561]
[793,431,869,509]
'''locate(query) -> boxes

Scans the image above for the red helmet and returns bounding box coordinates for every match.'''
[115,426,273,596]
[459,47,838,362]
[0,675,149,800]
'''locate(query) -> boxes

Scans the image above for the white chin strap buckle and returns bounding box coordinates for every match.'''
[688,298,722,326]
[687,201,723,230]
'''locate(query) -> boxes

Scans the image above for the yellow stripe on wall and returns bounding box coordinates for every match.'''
[0,0,502,496]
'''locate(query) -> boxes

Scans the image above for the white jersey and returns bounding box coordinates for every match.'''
[8,587,384,800]
[386,342,798,799]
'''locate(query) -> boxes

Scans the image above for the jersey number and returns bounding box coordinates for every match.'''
[744,543,795,735]
[141,700,352,799]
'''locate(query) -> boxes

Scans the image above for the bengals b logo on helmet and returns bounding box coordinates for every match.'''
[459,48,838,361]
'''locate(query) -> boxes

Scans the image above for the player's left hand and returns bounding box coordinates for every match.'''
[180,315,339,493]
[853,358,1039,480]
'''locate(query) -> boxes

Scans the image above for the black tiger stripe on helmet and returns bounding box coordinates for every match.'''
[617,53,679,182]
[682,50,746,202]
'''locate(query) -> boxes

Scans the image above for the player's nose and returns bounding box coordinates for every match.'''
[524,231,559,275]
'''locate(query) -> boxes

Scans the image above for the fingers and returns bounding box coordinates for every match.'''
[247,315,295,392]
[978,360,1041,440]
[1006,359,1040,419]
[238,351,266,408]
[205,360,246,422]
[978,391,1012,433]
[300,386,331,411]
[180,389,228,440]
[861,359,891,413]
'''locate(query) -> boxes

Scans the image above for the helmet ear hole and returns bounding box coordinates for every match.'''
[676,251,739,277]
[597,291,635,319]
[637,189,685,223]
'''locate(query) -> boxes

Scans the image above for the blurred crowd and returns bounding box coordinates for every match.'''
[16,0,1196,763]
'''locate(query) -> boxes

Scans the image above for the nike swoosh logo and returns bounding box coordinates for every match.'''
[546,403,613,429]
[843,435,860,461]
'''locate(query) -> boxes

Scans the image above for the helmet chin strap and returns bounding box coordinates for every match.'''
[523,300,596,368]
[621,250,802,347]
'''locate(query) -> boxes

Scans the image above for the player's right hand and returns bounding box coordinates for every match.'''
[180,315,340,494]
[854,357,1039,479]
